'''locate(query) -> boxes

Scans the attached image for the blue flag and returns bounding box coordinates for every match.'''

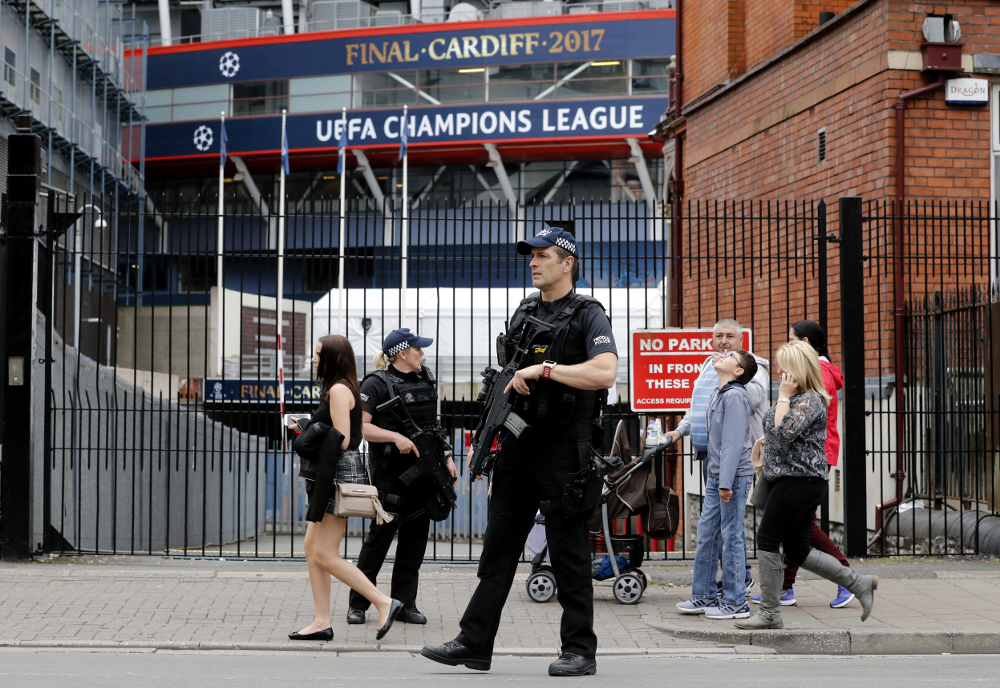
[220,119,228,167]
[398,109,408,162]
[281,124,290,176]
[337,119,348,174]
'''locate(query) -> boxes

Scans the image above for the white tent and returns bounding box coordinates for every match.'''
[312,284,666,385]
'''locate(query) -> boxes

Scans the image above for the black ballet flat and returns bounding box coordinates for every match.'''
[288,627,334,641]
[375,599,404,641]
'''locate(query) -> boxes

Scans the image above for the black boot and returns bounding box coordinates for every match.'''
[548,653,597,676]
[420,640,492,671]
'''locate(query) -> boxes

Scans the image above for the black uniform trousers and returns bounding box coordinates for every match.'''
[348,471,431,612]
[457,433,597,659]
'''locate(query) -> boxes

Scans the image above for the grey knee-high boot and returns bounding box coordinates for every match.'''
[800,549,879,621]
[734,550,784,630]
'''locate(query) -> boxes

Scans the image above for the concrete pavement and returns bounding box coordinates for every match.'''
[0,555,997,656]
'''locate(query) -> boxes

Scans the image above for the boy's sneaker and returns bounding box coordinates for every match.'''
[716,577,756,599]
[830,585,856,608]
[751,588,797,606]
[676,598,719,614]
[705,601,751,620]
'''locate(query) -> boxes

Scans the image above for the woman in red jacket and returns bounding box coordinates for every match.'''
[752,320,856,609]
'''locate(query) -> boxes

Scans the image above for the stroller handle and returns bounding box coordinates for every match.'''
[637,434,674,467]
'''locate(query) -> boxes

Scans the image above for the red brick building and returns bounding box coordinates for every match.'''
[658,0,997,365]
[655,1,1000,539]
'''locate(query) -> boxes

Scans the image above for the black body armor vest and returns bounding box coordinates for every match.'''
[365,366,439,469]
[505,292,606,442]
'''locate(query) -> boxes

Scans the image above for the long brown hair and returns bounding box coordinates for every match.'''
[316,335,359,399]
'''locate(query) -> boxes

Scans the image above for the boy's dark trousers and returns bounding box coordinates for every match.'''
[456,434,597,659]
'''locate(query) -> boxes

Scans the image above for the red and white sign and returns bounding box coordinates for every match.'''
[629,328,753,412]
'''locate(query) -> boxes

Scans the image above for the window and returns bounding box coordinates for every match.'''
[29,68,41,105]
[418,68,485,104]
[178,256,217,293]
[171,84,228,121]
[818,128,827,163]
[631,58,672,94]
[231,80,288,117]
[488,63,555,101]
[145,88,174,123]
[53,86,62,123]
[3,48,15,88]
[353,71,418,108]
[555,61,627,99]
[289,75,351,113]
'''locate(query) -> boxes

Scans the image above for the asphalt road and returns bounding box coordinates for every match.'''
[1,650,997,687]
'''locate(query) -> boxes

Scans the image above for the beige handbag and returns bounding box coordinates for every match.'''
[750,436,765,477]
[332,482,394,524]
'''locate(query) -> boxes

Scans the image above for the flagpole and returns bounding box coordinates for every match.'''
[401,104,408,329]
[277,109,287,415]
[338,107,347,335]
[216,111,225,378]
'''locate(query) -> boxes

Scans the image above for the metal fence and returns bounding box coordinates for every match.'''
[11,180,1000,562]
[863,200,1000,556]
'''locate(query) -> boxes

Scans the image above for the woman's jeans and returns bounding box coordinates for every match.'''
[756,476,829,564]
[692,474,753,607]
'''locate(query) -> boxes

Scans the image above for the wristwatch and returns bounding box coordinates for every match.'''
[777,397,791,404]
[542,360,557,379]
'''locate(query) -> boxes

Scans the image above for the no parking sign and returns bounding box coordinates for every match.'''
[629,329,753,412]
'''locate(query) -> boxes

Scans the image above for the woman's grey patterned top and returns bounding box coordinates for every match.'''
[761,389,829,481]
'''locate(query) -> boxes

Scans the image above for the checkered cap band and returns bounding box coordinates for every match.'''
[386,340,410,357]
[554,236,577,254]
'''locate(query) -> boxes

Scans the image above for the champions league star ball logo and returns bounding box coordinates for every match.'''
[193,125,214,152]
[219,51,240,78]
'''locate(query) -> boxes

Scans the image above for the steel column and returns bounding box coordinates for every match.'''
[1,118,42,559]
[839,196,868,558]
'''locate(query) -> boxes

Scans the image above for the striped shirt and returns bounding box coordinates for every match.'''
[687,361,718,451]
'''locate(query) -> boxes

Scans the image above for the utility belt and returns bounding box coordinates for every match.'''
[538,443,620,520]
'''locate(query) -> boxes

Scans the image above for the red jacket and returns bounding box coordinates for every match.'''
[820,358,844,466]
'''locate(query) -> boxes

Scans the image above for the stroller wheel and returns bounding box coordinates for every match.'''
[636,569,648,590]
[613,573,644,605]
[526,569,557,603]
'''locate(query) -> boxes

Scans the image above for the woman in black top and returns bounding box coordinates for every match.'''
[290,335,401,641]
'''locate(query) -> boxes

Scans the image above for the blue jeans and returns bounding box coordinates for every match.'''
[699,456,752,588]
[692,474,753,607]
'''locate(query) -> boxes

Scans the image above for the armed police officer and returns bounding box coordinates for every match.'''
[346,328,459,626]
[421,226,618,677]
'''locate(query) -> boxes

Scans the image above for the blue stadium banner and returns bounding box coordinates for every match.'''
[146,96,671,159]
[205,379,322,403]
[145,12,675,89]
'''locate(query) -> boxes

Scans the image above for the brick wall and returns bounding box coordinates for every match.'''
[675,0,997,374]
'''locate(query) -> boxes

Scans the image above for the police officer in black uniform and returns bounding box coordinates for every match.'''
[346,328,458,625]
[421,226,618,677]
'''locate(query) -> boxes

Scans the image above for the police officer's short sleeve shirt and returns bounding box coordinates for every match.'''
[359,374,390,417]
[535,294,618,363]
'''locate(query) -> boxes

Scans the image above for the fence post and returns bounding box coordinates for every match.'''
[839,196,868,558]
[1,116,42,559]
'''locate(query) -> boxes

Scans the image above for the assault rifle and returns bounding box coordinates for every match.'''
[375,396,457,519]
[469,315,555,478]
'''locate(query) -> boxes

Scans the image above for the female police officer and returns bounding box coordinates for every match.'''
[421,226,618,677]
[346,328,458,625]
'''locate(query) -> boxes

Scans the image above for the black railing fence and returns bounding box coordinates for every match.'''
[863,200,999,556]
[6,178,999,562]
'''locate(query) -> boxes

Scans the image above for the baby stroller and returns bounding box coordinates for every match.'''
[525,422,673,605]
